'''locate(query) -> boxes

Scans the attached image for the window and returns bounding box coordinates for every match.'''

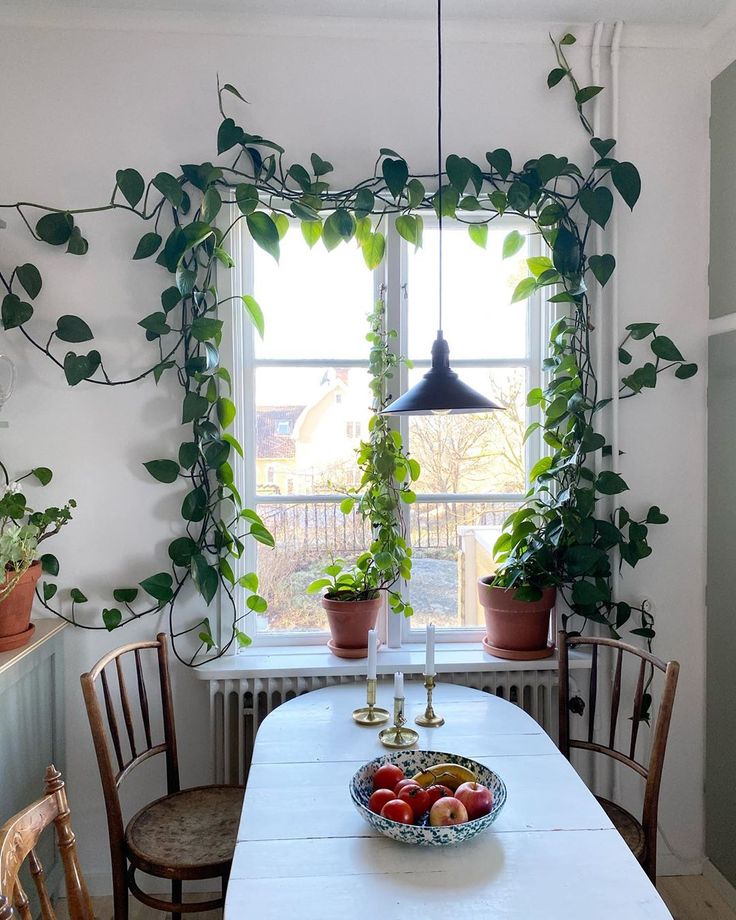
[226,213,542,646]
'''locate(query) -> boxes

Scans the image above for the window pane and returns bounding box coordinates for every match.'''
[408,368,527,495]
[407,501,520,630]
[256,501,371,633]
[255,367,371,495]
[407,222,528,360]
[253,229,374,360]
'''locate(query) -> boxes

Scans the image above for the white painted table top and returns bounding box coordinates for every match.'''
[226,681,672,920]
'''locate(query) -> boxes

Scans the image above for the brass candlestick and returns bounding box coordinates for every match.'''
[415,674,444,727]
[379,696,419,748]
[352,678,390,725]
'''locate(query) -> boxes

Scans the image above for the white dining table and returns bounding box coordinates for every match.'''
[225,681,673,920]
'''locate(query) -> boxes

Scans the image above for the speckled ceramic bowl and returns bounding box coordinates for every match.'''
[350,750,506,846]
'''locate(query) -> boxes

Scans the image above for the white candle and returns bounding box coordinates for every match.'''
[394,671,404,699]
[367,628,377,681]
[425,623,436,677]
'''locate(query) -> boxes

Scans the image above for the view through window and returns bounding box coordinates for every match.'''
[242,218,537,639]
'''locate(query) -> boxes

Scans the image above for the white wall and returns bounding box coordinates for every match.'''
[0,11,709,886]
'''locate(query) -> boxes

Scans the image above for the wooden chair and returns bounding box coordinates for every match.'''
[0,765,94,920]
[558,630,679,882]
[80,633,243,920]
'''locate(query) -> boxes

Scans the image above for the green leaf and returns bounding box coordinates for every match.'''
[651,335,684,362]
[675,362,698,379]
[152,172,184,208]
[291,200,320,222]
[511,277,537,304]
[395,215,418,245]
[382,158,408,199]
[16,264,42,299]
[325,208,354,241]
[310,152,333,176]
[407,178,425,208]
[63,350,101,386]
[486,148,512,179]
[168,537,198,567]
[217,117,243,154]
[596,471,629,495]
[191,554,219,605]
[235,183,259,215]
[468,223,488,248]
[140,572,174,603]
[113,587,139,603]
[178,442,198,469]
[181,487,207,522]
[249,523,275,547]
[55,315,94,343]
[527,256,553,277]
[143,459,180,483]
[1,294,32,329]
[560,32,576,44]
[190,317,223,342]
[36,212,73,246]
[201,187,222,223]
[246,594,268,613]
[575,86,604,105]
[626,322,659,340]
[507,181,531,212]
[432,185,459,218]
[241,295,265,338]
[103,608,122,630]
[161,287,182,313]
[217,397,236,428]
[588,253,615,286]
[175,266,196,297]
[552,225,581,275]
[247,212,280,261]
[445,154,471,193]
[547,67,567,87]
[69,227,90,255]
[31,467,53,485]
[43,582,57,602]
[612,161,641,209]
[182,391,209,423]
[115,168,145,207]
[502,230,525,259]
[301,220,322,248]
[579,186,613,228]
[619,347,632,365]
[235,629,252,648]
[591,137,616,158]
[572,580,605,606]
[362,232,385,270]
[70,588,88,603]
[40,553,59,576]
[239,572,259,592]
[221,82,248,103]
[133,232,162,260]
[646,506,669,525]
[529,456,553,480]
[138,312,171,338]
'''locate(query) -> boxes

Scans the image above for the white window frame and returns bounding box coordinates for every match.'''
[221,206,546,650]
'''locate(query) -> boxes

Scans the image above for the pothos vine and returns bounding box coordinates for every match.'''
[0,32,697,666]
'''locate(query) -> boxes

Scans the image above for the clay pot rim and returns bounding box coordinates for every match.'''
[478,575,556,593]
[321,593,382,606]
[4,559,41,574]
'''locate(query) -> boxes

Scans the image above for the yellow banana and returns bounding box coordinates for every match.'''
[411,762,477,791]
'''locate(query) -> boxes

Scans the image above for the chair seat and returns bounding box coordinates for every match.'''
[596,796,646,861]
[125,785,243,880]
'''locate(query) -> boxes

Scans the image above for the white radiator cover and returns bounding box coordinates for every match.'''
[207,670,561,785]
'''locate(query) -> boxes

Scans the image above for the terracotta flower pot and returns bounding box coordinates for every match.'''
[0,560,41,651]
[477,577,556,660]
[322,595,382,659]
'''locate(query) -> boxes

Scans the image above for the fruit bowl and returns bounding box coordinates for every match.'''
[350,750,506,846]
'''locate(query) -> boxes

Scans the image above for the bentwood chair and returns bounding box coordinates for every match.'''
[80,633,243,920]
[558,630,679,882]
[0,765,94,920]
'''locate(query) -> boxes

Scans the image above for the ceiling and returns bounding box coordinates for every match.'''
[11,0,735,27]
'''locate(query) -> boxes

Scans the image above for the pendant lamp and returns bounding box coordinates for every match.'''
[382,0,504,416]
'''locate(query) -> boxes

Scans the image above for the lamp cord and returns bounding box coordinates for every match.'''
[436,0,443,333]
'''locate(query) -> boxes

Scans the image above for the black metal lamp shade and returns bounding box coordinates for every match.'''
[382,331,504,416]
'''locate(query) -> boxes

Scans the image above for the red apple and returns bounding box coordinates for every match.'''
[454,781,494,821]
[429,796,469,827]
[372,764,405,792]
[394,778,418,794]
[381,799,414,824]
[397,783,431,820]
[426,784,454,807]
[368,788,396,815]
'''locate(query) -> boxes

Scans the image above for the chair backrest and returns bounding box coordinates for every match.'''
[80,633,179,871]
[558,631,679,851]
[0,765,94,920]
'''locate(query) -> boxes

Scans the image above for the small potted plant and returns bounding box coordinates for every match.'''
[307,296,416,657]
[0,475,75,651]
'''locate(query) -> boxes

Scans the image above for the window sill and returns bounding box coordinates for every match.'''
[193,642,592,680]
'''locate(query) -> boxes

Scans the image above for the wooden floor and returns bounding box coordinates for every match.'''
[56,876,736,919]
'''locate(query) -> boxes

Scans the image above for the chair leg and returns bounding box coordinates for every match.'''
[172,879,182,920]
[111,855,129,920]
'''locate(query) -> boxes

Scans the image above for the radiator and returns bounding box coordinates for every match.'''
[207,670,561,785]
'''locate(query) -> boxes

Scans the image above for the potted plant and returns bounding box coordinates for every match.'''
[307,296,416,658]
[0,476,75,651]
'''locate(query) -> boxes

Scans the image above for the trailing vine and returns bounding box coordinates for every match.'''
[0,32,696,665]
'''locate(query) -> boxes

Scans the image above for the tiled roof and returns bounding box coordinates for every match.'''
[256,406,304,459]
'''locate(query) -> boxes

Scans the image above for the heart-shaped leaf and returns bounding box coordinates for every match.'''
[63,350,101,386]
[113,587,139,603]
[502,229,525,259]
[132,232,162,260]
[2,294,33,329]
[591,137,616,159]
[181,487,207,523]
[152,171,184,208]
[382,157,408,200]
[547,67,567,88]
[579,186,613,228]
[115,168,145,207]
[217,117,244,154]
[182,391,209,423]
[36,212,73,246]
[468,223,488,249]
[56,314,94,343]
[310,152,333,176]
[651,335,684,362]
[361,232,386,270]
[246,212,280,261]
[486,148,512,180]
[16,263,42,299]
[66,227,88,255]
[588,253,616,286]
[143,459,180,483]
[32,467,53,485]
[139,572,174,603]
[612,161,641,209]
[102,608,122,630]
[675,362,698,379]
[445,154,471,194]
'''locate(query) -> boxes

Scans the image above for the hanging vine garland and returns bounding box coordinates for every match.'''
[0,32,697,666]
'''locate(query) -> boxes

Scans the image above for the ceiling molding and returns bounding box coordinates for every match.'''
[0,7,711,49]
